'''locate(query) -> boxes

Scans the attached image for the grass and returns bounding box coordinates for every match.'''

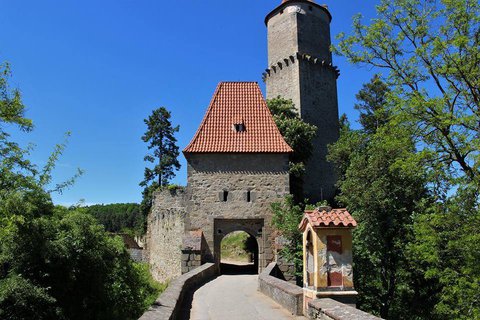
[221,231,254,262]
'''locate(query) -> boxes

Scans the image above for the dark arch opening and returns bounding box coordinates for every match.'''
[220,231,259,275]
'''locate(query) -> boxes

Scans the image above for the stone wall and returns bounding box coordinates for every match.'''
[185,153,290,272]
[258,262,304,316]
[275,236,297,284]
[308,299,383,320]
[139,263,217,320]
[146,188,187,283]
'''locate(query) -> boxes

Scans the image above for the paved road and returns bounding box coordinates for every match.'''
[188,274,306,320]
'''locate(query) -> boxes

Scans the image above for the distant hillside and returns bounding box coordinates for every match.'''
[85,203,144,235]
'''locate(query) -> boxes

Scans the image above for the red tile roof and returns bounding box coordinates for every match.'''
[298,207,357,231]
[184,82,293,153]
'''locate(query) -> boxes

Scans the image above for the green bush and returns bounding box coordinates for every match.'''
[0,208,162,320]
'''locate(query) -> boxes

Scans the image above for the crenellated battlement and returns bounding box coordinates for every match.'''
[262,52,340,82]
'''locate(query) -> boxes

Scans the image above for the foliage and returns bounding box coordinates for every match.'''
[353,74,390,134]
[0,62,32,132]
[329,123,434,319]
[0,275,60,320]
[267,98,317,199]
[140,107,180,188]
[270,195,305,279]
[335,0,480,191]
[1,210,161,320]
[267,97,325,281]
[0,61,160,319]
[139,182,158,234]
[220,231,256,262]
[134,263,167,309]
[409,189,480,319]
[84,203,144,236]
[329,76,434,319]
[334,1,480,317]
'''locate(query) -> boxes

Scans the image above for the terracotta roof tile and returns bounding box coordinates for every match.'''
[298,207,357,231]
[183,82,293,153]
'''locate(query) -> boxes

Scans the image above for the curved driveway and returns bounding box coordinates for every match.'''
[188,274,306,320]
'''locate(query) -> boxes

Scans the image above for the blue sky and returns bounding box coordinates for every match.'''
[1,0,378,205]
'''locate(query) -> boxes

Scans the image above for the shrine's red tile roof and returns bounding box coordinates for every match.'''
[184,82,293,153]
[298,207,357,231]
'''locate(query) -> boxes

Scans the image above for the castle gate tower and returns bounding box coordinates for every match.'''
[264,0,340,203]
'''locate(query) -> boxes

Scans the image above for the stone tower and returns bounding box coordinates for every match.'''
[264,0,340,203]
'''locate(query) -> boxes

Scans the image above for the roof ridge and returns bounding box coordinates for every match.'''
[219,81,258,83]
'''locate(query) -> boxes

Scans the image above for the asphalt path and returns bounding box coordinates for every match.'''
[187,272,306,320]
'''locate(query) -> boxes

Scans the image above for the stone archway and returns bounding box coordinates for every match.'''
[213,219,264,274]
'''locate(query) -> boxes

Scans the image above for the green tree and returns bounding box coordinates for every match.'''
[0,61,160,319]
[139,107,181,231]
[267,98,318,282]
[335,0,480,190]
[353,74,390,134]
[140,107,180,188]
[270,195,305,280]
[1,209,160,320]
[85,203,143,235]
[267,98,317,199]
[328,76,434,319]
[335,1,480,318]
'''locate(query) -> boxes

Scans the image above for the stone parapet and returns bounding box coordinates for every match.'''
[308,298,383,320]
[139,263,217,320]
[258,262,303,315]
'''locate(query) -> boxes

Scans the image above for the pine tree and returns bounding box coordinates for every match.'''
[139,107,181,231]
[140,107,180,189]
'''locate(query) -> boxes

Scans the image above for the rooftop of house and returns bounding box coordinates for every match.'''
[184,82,293,154]
[298,206,357,231]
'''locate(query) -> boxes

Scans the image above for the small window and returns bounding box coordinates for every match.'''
[280,9,284,14]
[247,190,251,202]
[234,123,246,132]
[309,5,313,11]
[222,190,229,202]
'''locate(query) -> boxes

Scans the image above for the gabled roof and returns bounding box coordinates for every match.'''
[298,207,357,231]
[183,82,293,153]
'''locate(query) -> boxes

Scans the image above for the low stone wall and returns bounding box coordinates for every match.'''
[258,262,303,315]
[139,263,217,320]
[308,298,383,320]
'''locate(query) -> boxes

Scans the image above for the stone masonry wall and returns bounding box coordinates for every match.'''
[185,153,290,272]
[146,188,187,283]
